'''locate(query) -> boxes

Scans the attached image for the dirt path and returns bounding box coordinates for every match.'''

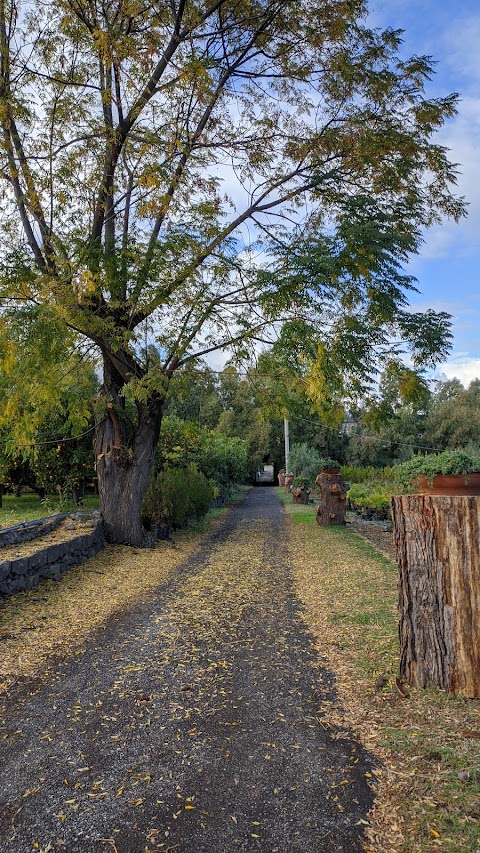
[0,488,373,852]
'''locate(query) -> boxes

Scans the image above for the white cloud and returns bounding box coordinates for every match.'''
[414,95,480,260]
[439,355,480,386]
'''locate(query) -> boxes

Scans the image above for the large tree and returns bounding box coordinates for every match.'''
[0,0,464,543]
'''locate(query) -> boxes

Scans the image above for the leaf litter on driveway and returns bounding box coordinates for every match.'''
[0,488,373,852]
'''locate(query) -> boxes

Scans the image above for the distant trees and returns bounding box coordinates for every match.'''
[344,377,480,467]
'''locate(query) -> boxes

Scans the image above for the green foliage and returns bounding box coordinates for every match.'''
[164,363,222,429]
[344,464,398,517]
[341,465,396,484]
[199,435,249,494]
[288,443,324,481]
[319,458,341,470]
[293,476,311,490]
[425,379,480,450]
[157,417,249,496]
[259,193,455,418]
[0,305,97,449]
[341,465,375,484]
[143,465,213,529]
[158,416,205,469]
[33,432,95,496]
[394,449,480,492]
[0,0,465,539]
[347,483,391,517]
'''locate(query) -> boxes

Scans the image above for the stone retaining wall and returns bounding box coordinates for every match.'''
[0,520,105,598]
[0,514,68,549]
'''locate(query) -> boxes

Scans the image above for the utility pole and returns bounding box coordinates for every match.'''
[284,417,290,473]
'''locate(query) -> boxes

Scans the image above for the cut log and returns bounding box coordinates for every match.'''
[315,471,349,526]
[292,486,311,505]
[391,495,480,698]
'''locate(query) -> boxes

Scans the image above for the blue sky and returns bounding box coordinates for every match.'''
[370,0,480,384]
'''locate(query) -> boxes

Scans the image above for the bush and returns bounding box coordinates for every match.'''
[347,482,391,519]
[199,434,249,494]
[293,475,311,489]
[341,465,396,484]
[394,449,480,492]
[341,465,376,484]
[288,443,324,481]
[158,416,205,468]
[143,465,214,529]
[157,419,249,496]
[319,457,341,470]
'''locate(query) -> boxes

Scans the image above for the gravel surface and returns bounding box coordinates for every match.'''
[0,488,373,852]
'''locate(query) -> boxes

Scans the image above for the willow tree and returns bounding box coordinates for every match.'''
[0,0,464,543]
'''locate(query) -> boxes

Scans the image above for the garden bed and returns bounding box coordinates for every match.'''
[0,513,105,598]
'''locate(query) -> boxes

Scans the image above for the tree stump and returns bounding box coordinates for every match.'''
[391,495,480,698]
[315,471,349,525]
[278,471,286,487]
[292,486,311,504]
[284,474,294,492]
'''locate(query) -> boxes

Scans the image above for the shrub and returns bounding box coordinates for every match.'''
[347,482,391,518]
[341,465,396,484]
[288,443,324,481]
[143,465,213,529]
[293,475,311,489]
[394,449,480,492]
[157,419,249,496]
[341,465,377,484]
[199,434,249,494]
[158,416,205,468]
[319,457,341,470]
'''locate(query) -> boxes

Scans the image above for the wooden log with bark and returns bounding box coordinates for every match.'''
[315,471,349,526]
[391,494,480,698]
[292,486,311,505]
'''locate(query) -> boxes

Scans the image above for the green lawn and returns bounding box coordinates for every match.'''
[0,493,99,527]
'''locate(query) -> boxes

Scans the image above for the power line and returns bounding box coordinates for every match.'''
[0,418,108,450]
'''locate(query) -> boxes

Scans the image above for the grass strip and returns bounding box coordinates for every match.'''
[278,488,480,853]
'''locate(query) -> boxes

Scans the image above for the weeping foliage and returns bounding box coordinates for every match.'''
[0,305,97,451]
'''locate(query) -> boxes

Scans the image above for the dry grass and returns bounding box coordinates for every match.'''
[278,490,480,853]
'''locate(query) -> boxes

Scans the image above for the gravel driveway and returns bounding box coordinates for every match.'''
[0,488,373,852]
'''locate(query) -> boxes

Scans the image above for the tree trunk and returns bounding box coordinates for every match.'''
[94,396,163,546]
[392,495,480,698]
[315,471,349,526]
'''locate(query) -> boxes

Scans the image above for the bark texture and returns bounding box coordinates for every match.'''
[315,471,349,526]
[95,400,162,545]
[392,495,480,698]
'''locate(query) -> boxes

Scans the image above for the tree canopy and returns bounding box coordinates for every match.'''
[0,0,465,542]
